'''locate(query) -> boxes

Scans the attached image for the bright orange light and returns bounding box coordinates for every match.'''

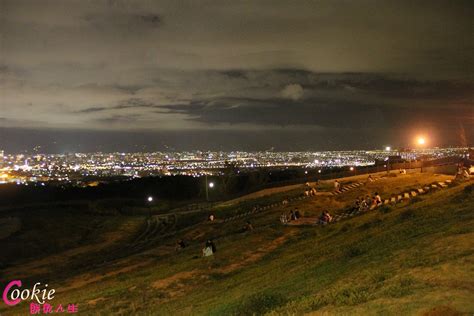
[0,173,8,179]
[417,137,426,145]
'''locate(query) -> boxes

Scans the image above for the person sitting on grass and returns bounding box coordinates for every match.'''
[375,192,383,205]
[365,195,372,206]
[243,221,254,232]
[325,211,333,222]
[352,199,360,212]
[202,239,216,257]
[319,211,333,224]
[318,212,326,224]
[359,198,368,211]
[289,210,296,221]
[176,239,186,251]
[294,208,301,219]
[367,175,374,182]
[370,197,378,209]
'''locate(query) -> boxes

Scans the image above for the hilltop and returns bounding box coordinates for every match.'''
[1,171,473,315]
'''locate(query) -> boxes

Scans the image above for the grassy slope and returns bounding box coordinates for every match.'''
[1,173,473,315]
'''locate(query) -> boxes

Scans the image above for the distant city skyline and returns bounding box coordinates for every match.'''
[1,147,467,185]
[1,1,472,151]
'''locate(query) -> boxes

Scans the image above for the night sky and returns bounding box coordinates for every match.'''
[0,0,473,153]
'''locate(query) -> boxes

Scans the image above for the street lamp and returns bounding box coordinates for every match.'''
[205,175,214,201]
[415,136,427,173]
[146,196,153,217]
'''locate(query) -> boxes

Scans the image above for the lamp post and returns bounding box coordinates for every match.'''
[350,166,356,176]
[147,196,153,217]
[416,137,426,173]
[205,174,214,202]
[385,146,391,174]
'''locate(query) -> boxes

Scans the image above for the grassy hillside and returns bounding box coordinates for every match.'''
[1,172,473,315]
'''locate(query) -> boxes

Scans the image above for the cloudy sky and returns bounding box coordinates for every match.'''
[0,0,472,152]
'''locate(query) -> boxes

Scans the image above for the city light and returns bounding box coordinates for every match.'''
[147,196,153,202]
[385,146,391,151]
[0,148,468,186]
[350,167,354,171]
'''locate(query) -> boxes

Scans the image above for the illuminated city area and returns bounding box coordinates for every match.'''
[0,147,469,185]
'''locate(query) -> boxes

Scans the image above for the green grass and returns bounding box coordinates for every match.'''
[1,174,472,316]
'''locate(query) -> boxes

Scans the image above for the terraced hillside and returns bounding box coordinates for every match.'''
[1,172,473,315]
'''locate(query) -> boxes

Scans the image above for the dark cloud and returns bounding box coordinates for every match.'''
[0,0,472,151]
[77,98,160,113]
[77,106,108,113]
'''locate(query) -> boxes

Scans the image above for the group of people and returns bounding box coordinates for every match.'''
[280,208,301,223]
[352,193,383,213]
[241,220,254,232]
[304,187,317,197]
[318,211,333,224]
[304,182,318,196]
